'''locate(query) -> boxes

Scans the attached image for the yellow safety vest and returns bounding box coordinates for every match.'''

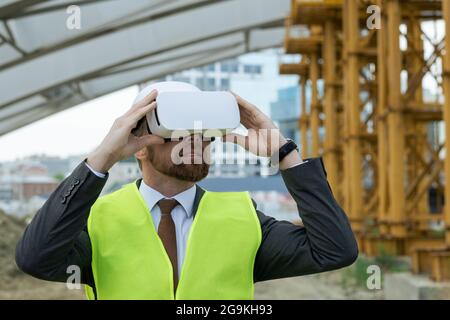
[84,182,261,300]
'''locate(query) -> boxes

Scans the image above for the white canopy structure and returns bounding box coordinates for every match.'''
[0,0,290,136]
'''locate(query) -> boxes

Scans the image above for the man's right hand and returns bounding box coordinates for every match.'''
[86,89,165,173]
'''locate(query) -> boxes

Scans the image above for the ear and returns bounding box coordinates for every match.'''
[135,147,148,162]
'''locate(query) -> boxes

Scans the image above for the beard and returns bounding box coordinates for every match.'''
[147,147,209,182]
[158,163,209,182]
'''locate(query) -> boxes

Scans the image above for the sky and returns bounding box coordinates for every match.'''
[0,86,139,161]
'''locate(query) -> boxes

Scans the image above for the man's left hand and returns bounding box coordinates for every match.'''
[223,92,287,157]
[222,92,304,170]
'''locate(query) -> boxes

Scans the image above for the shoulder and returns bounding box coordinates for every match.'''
[198,184,257,210]
[91,182,137,210]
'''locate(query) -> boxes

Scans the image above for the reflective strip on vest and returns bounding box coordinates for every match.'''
[85,182,261,300]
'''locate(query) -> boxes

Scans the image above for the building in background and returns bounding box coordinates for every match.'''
[0,162,58,200]
[0,161,59,217]
[102,157,141,194]
[163,57,263,92]
[270,85,301,145]
[270,81,328,154]
[24,155,71,177]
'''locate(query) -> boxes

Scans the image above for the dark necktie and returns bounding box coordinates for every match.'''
[157,199,179,292]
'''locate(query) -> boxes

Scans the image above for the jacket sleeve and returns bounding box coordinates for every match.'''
[253,157,358,282]
[15,161,106,287]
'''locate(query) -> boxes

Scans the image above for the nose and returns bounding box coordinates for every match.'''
[185,133,214,142]
[192,133,202,143]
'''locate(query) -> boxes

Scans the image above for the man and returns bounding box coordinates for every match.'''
[16,81,358,300]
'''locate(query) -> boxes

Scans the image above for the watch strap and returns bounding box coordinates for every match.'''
[270,139,299,166]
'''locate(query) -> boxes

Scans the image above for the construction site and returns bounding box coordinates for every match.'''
[1,0,450,300]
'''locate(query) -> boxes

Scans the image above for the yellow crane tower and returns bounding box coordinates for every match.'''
[281,0,450,281]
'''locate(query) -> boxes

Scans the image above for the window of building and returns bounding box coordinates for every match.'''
[244,64,262,74]
[195,64,214,73]
[221,63,229,73]
[230,61,238,73]
[220,59,238,73]
[196,78,205,90]
[205,77,216,90]
[172,76,190,83]
[220,78,230,90]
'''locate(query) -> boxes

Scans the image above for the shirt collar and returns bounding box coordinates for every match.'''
[139,180,196,218]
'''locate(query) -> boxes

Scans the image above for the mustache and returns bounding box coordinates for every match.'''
[169,137,213,165]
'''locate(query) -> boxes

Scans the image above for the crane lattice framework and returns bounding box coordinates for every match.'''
[281,0,450,281]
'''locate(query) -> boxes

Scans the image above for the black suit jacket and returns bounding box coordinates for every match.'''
[15,157,358,297]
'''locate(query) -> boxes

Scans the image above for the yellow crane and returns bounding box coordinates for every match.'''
[281,0,450,281]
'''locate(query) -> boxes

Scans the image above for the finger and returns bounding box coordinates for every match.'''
[229,91,259,129]
[126,89,158,115]
[229,91,257,112]
[135,89,158,108]
[129,101,157,123]
[120,102,156,132]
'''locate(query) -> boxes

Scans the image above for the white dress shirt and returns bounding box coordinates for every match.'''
[138,180,196,278]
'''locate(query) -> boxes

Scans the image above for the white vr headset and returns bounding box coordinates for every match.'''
[133,81,241,140]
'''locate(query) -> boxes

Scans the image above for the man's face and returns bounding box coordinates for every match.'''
[145,134,212,182]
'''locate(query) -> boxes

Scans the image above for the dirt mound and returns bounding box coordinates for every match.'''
[0,210,26,280]
[0,210,85,299]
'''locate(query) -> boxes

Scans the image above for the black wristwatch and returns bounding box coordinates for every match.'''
[270,139,299,166]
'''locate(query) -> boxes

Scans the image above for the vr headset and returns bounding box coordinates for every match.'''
[133,82,240,142]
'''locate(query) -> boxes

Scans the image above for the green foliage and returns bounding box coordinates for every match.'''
[373,245,410,273]
[429,229,445,238]
[341,255,374,288]
[341,246,410,290]
[53,172,65,181]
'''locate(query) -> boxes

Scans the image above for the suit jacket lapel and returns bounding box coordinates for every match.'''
[192,184,205,218]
